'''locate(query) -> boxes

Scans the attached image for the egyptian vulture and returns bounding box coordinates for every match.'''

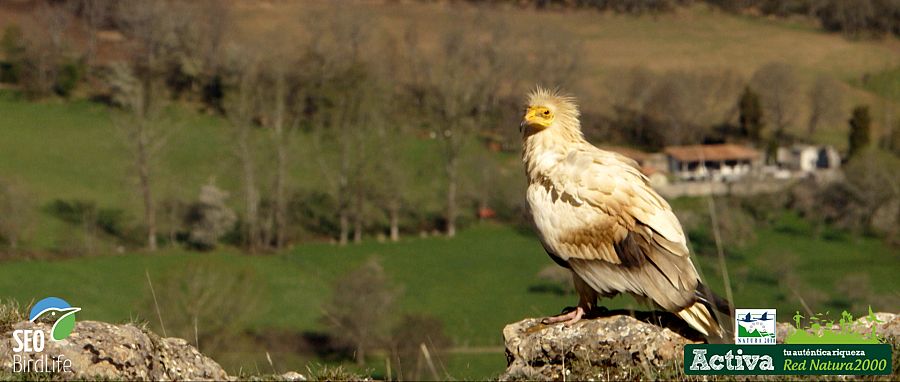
[520,87,728,338]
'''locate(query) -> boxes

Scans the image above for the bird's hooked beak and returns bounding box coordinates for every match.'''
[520,106,552,133]
[61,307,81,315]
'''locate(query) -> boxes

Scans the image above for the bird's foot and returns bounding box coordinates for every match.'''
[541,306,585,326]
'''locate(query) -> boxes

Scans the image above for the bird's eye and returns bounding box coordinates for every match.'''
[542,110,550,116]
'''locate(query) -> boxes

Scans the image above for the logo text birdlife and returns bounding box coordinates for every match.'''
[9,297,79,374]
[735,308,776,344]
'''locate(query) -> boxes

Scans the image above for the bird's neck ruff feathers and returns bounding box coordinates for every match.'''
[522,88,588,182]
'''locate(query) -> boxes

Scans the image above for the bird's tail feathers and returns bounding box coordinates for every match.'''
[677,301,726,340]
[695,282,732,316]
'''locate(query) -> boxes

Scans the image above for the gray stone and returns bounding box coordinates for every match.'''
[501,312,704,381]
[501,311,899,381]
[281,371,307,381]
[0,320,228,381]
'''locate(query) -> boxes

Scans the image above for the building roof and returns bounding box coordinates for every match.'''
[664,144,760,162]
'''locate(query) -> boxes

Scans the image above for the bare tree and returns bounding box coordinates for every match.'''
[110,0,193,250]
[301,8,383,245]
[107,62,168,251]
[807,75,844,139]
[641,69,744,145]
[19,1,72,97]
[322,257,399,366]
[0,179,32,255]
[264,65,291,249]
[69,0,113,67]
[223,51,263,251]
[403,22,512,237]
[751,62,802,139]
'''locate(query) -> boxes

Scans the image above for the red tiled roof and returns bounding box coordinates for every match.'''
[664,144,760,162]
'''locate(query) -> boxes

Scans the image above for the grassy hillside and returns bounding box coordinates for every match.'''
[0,220,895,378]
[231,2,900,146]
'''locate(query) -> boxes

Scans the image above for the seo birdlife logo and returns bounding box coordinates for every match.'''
[27,297,81,341]
[735,308,776,345]
[10,297,79,373]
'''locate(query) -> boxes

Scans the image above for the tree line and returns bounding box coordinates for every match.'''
[0,0,580,253]
[0,0,897,255]
[493,0,900,38]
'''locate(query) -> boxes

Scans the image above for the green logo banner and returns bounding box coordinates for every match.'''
[684,344,892,375]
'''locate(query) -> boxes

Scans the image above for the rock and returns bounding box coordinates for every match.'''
[501,311,704,381]
[281,371,307,381]
[0,320,228,381]
[502,311,900,381]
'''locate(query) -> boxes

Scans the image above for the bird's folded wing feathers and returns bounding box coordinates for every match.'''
[546,149,696,290]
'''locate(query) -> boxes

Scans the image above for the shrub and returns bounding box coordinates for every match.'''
[0,179,32,253]
[141,260,263,355]
[0,25,24,84]
[0,299,23,332]
[321,257,400,365]
[288,190,340,239]
[45,199,130,241]
[389,314,452,381]
[53,59,84,97]
[184,183,237,250]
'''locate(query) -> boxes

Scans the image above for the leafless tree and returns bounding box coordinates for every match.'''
[301,7,384,245]
[69,0,113,66]
[751,62,802,139]
[223,50,263,251]
[0,179,32,255]
[322,257,399,366]
[642,69,744,145]
[403,21,514,237]
[107,62,171,251]
[807,75,844,139]
[18,1,72,97]
[264,65,292,249]
[110,0,192,250]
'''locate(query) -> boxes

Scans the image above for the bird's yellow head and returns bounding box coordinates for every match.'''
[522,105,555,130]
[521,87,581,136]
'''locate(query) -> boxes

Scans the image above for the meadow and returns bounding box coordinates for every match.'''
[0,218,896,378]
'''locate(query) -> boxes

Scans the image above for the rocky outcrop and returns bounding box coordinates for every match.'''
[501,311,900,381]
[0,320,228,381]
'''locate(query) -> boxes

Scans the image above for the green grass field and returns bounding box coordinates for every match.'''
[0,219,896,378]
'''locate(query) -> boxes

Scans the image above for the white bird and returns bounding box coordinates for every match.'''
[520,87,728,338]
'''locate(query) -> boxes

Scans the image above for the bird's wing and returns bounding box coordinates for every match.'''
[544,147,699,307]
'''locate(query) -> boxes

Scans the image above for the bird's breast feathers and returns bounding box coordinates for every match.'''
[526,148,688,263]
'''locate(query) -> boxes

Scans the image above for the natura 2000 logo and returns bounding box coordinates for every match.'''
[735,308,777,345]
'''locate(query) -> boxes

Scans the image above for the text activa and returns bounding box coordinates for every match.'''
[689,348,775,371]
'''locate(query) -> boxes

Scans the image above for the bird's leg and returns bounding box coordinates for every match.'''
[542,275,597,326]
[542,306,586,326]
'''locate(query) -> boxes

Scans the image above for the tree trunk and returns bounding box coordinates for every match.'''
[239,128,259,252]
[807,113,819,139]
[168,205,177,247]
[353,187,363,243]
[445,155,458,238]
[479,163,490,221]
[389,201,400,242]
[339,209,349,246]
[356,344,365,366]
[272,73,288,250]
[136,123,157,251]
